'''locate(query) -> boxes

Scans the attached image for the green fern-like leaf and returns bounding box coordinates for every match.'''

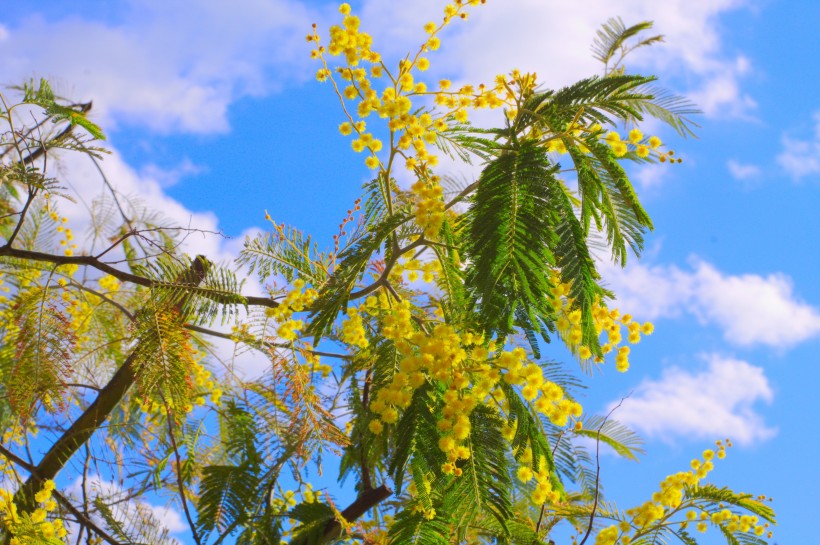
[306,212,407,344]
[575,415,644,461]
[687,485,776,524]
[238,224,329,286]
[21,78,106,140]
[389,384,446,495]
[461,139,558,338]
[288,501,336,545]
[94,496,178,545]
[388,509,451,545]
[197,464,260,538]
[444,405,512,539]
[591,18,661,71]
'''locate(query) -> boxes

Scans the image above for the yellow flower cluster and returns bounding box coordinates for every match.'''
[701,508,768,536]
[50,212,78,257]
[595,440,773,545]
[98,274,120,293]
[514,446,558,504]
[390,257,442,284]
[313,1,510,183]
[600,127,678,162]
[540,123,677,165]
[300,483,322,504]
[340,306,368,348]
[267,279,318,342]
[496,349,582,428]
[139,348,219,416]
[358,292,580,490]
[410,177,445,239]
[0,480,68,542]
[1,423,26,446]
[0,274,9,305]
[270,489,298,512]
[64,297,92,345]
[550,277,653,372]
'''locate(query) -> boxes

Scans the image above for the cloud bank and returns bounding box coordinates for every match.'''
[611,353,776,445]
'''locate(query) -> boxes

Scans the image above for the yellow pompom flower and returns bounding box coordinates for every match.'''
[343,85,359,100]
[369,420,384,434]
[611,141,628,157]
[438,435,456,453]
[517,466,534,483]
[315,68,331,82]
[30,508,47,523]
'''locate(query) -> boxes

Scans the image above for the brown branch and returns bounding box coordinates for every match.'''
[0,246,281,309]
[321,484,392,543]
[348,237,427,301]
[360,371,373,492]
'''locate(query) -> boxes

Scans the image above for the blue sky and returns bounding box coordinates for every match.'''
[2,0,819,543]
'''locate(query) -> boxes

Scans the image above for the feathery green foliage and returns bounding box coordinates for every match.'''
[461,139,558,338]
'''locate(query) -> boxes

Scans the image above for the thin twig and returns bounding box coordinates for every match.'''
[164,408,203,545]
[577,397,629,545]
[184,323,352,359]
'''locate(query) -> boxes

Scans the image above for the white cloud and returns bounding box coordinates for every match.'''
[611,353,776,445]
[0,0,320,134]
[140,158,205,189]
[777,111,820,179]
[602,257,820,349]
[632,163,670,189]
[687,60,757,119]
[727,159,761,181]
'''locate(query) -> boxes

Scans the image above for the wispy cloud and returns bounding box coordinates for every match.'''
[777,111,820,180]
[602,257,820,349]
[611,353,776,445]
[727,159,761,181]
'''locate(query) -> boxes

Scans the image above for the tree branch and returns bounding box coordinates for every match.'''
[321,484,392,543]
[0,246,280,309]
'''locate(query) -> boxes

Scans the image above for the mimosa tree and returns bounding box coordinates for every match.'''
[0,2,775,544]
